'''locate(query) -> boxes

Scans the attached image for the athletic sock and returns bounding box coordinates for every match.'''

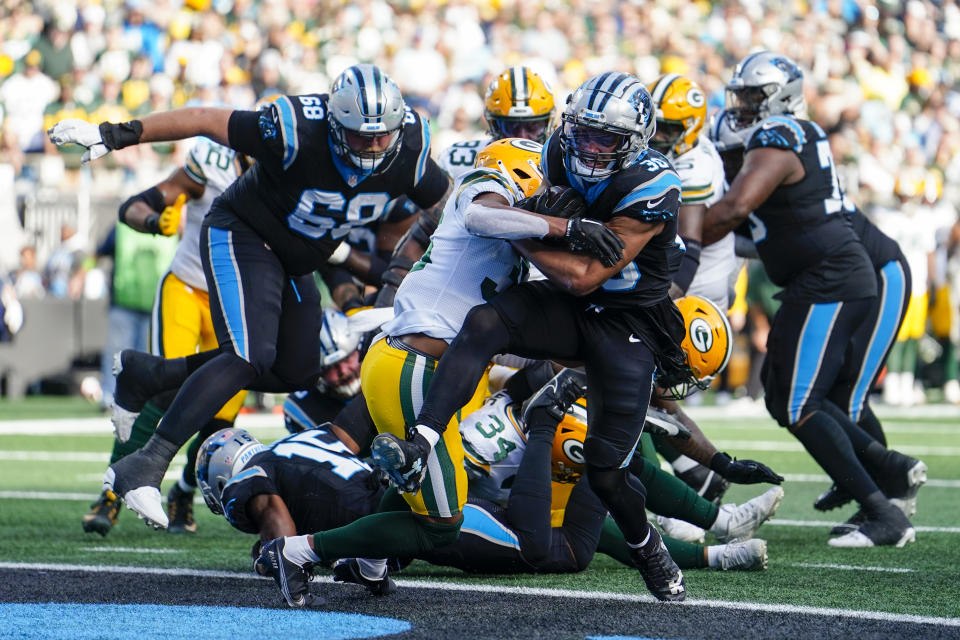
[313,510,461,561]
[629,455,719,529]
[790,410,880,503]
[357,558,388,580]
[663,536,708,570]
[652,433,682,464]
[110,399,165,464]
[283,534,321,565]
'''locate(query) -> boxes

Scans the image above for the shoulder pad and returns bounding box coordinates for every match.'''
[747,116,806,153]
[456,168,516,202]
[613,162,682,222]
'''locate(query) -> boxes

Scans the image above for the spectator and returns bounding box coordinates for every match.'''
[45,223,86,300]
[12,246,45,300]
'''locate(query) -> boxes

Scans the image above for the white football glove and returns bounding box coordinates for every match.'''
[47,119,110,163]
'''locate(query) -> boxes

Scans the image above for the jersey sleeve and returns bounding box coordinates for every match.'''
[219,464,277,534]
[183,140,209,185]
[746,117,807,154]
[612,165,682,222]
[455,168,517,207]
[227,107,286,165]
[541,131,568,187]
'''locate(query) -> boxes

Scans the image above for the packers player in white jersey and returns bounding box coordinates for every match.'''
[647,74,735,312]
[437,66,556,181]
[83,134,249,537]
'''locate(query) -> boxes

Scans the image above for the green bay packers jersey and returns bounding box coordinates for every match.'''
[459,391,528,505]
[379,168,526,341]
[173,137,243,291]
[437,136,493,181]
[673,138,736,310]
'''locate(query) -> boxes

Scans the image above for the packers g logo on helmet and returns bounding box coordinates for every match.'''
[485,66,556,144]
[647,74,707,159]
[551,399,587,483]
[474,137,544,199]
[675,295,732,381]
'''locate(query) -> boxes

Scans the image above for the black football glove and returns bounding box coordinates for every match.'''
[565,218,625,268]
[710,451,784,485]
[537,187,589,219]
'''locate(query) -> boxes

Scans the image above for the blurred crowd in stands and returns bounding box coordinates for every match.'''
[0,0,958,404]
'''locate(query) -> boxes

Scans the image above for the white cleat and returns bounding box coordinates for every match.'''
[103,467,168,529]
[889,460,927,518]
[828,526,915,548]
[713,539,768,571]
[656,516,705,543]
[711,486,784,543]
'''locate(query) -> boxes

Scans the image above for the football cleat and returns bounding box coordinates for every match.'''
[676,462,730,505]
[103,450,170,530]
[710,486,784,543]
[644,408,692,439]
[630,527,686,602]
[257,538,323,607]
[166,484,197,534]
[830,510,865,536]
[828,509,915,548]
[81,489,121,537]
[714,539,768,571]
[111,350,166,442]
[332,559,397,596]
[520,368,587,426]
[371,432,430,494]
[886,458,927,518]
[814,483,853,512]
[656,515,705,544]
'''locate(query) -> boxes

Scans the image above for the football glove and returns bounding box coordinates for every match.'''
[48,119,110,163]
[158,193,186,236]
[710,451,784,485]
[532,186,589,219]
[565,217,625,268]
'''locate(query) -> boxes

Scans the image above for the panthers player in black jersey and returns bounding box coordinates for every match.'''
[371,73,691,601]
[702,52,924,548]
[48,64,450,530]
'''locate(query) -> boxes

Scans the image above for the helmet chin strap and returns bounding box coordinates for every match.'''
[570,156,616,181]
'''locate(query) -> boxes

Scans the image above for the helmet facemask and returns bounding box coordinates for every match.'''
[650,118,688,159]
[560,118,639,181]
[726,84,778,131]
[329,120,402,174]
[488,114,554,144]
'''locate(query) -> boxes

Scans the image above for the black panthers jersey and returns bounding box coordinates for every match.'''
[211,95,449,275]
[847,207,903,269]
[541,130,683,308]
[219,427,384,535]
[744,116,876,301]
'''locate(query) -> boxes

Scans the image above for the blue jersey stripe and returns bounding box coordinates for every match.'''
[848,260,907,421]
[274,96,300,170]
[207,228,249,361]
[766,115,806,149]
[788,302,841,424]
[282,398,319,432]
[415,113,431,184]
[614,172,681,212]
[461,504,521,549]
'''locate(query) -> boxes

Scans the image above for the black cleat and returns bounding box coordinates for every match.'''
[166,484,197,534]
[333,559,397,596]
[814,484,853,512]
[676,463,730,505]
[520,368,587,425]
[82,489,120,536]
[630,527,686,602]
[257,538,323,607]
[371,432,430,493]
[829,507,915,548]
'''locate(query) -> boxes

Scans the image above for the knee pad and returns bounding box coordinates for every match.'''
[583,435,629,470]
[418,516,462,550]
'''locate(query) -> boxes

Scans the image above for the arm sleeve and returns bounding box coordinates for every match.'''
[227,108,284,162]
[463,201,550,240]
[672,238,701,293]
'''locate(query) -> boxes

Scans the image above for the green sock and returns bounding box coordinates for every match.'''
[378,486,411,513]
[631,455,719,528]
[110,400,165,464]
[638,432,658,463]
[597,517,634,567]
[662,535,708,569]
[313,510,461,561]
[887,341,905,373]
[943,339,958,381]
[652,434,682,463]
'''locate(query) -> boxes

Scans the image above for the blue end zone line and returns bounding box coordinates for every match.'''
[2,562,958,628]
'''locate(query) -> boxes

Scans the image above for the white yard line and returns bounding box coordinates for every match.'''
[781,473,960,488]
[685,404,960,420]
[0,562,957,628]
[81,547,181,554]
[787,562,914,573]
[0,413,286,435]
[768,518,960,533]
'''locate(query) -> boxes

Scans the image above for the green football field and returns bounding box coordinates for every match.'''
[1,399,958,624]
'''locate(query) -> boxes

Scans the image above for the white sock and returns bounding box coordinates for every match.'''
[626,528,652,549]
[710,505,730,534]
[671,455,698,474]
[282,535,321,565]
[706,545,722,568]
[414,425,441,448]
[177,477,195,493]
[357,558,388,580]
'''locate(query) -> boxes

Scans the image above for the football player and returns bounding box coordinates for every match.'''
[438,66,556,181]
[253,137,623,607]
[379,73,695,601]
[702,52,925,548]
[82,132,251,536]
[49,64,451,530]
